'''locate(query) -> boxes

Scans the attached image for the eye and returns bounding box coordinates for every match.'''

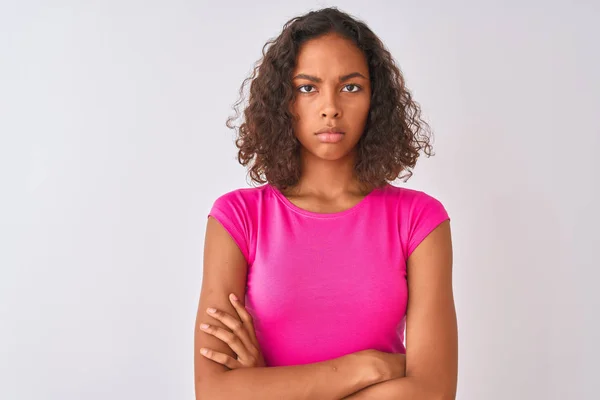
[297,85,316,93]
[297,84,362,94]
[342,84,361,93]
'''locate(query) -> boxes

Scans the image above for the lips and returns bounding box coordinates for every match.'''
[315,127,344,135]
[316,132,345,143]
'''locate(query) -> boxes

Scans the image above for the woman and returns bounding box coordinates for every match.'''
[194,7,458,400]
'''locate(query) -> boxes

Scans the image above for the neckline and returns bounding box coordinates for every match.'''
[267,183,387,219]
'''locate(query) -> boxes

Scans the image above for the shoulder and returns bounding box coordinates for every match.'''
[382,184,448,214]
[207,185,269,266]
[210,184,269,212]
[383,184,450,260]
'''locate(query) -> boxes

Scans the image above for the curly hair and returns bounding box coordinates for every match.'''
[226,6,435,191]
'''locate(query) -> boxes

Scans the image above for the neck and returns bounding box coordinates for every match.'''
[286,148,370,197]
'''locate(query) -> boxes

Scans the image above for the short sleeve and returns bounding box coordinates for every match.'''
[207,192,250,264]
[405,191,450,260]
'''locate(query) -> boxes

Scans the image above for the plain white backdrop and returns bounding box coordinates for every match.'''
[1,0,599,399]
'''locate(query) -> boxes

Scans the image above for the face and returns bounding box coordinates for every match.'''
[290,32,371,161]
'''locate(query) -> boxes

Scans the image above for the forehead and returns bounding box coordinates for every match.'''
[293,33,368,75]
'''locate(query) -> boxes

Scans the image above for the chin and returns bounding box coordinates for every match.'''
[309,147,355,161]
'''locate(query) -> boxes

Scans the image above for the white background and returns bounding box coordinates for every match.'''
[1,0,599,399]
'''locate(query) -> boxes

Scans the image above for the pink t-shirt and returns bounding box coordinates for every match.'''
[207,183,450,367]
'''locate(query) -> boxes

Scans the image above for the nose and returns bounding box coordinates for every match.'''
[321,108,341,118]
[320,91,342,119]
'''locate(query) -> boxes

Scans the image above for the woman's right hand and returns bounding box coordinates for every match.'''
[357,349,407,381]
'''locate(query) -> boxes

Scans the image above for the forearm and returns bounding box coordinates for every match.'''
[341,376,448,400]
[200,352,384,400]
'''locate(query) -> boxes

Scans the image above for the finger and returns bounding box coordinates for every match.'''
[199,322,249,359]
[229,293,260,347]
[205,309,256,358]
[200,347,242,369]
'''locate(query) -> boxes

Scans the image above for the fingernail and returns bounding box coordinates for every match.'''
[200,348,208,355]
[200,323,209,329]
[230,293,238,301]
[207,308,216,314]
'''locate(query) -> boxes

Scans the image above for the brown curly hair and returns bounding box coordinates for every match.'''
[226,6,435,191]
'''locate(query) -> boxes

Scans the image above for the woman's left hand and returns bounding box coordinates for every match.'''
[199,293,266,369]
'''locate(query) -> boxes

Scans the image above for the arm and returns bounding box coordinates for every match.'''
[203,352,383,400]
[194,216,386,400]
[342,220,458,399]
[341,377,442,400]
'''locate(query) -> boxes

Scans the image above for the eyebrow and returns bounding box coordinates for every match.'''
[292,72,368,83]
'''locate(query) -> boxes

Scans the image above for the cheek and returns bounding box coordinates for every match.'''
[290,102,311,128]
[291,99,309,115]
[348,96,370,112]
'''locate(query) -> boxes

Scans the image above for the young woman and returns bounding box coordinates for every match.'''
[194,7,458,400]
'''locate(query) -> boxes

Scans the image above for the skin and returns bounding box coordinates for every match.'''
[198,32,458,399]
[284,31,374,211]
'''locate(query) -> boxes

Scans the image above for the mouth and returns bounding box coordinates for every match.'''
[315,126,345,135]
[315,130,345,135]
[315,131,345,143]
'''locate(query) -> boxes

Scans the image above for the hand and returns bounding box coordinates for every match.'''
[357,349,406,381]
[199,293,267,369]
